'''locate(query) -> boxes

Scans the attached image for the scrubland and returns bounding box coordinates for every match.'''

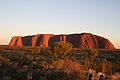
[0,42,120,80]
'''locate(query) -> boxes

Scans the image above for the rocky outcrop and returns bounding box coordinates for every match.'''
[9,33,115,49]
[9,36,23,46]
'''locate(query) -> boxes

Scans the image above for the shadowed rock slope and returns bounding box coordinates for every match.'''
[9,33,115,49]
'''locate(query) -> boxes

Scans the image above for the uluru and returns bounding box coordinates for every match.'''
[9,33,115,49]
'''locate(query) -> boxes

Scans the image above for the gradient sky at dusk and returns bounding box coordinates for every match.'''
[0,0,120,48]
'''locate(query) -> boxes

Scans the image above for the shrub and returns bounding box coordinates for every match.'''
[50,41,73,60]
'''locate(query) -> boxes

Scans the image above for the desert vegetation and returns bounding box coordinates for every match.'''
[0,42,120,80]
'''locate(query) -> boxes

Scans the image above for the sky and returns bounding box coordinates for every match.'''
[0,0,120,48]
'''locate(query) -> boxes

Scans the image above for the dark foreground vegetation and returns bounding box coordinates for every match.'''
[0,42,120,80]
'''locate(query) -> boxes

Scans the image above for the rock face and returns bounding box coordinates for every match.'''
[9,33,115,49]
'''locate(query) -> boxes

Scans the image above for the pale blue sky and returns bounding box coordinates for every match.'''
[0,0,120,48]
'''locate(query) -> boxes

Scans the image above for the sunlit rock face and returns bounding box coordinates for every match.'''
[9,33,115,49]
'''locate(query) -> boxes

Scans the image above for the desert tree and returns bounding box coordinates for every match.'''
[30,47,41,61]
[87,49,99,69]
[49,41,73,60]
[102,58,107,73]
